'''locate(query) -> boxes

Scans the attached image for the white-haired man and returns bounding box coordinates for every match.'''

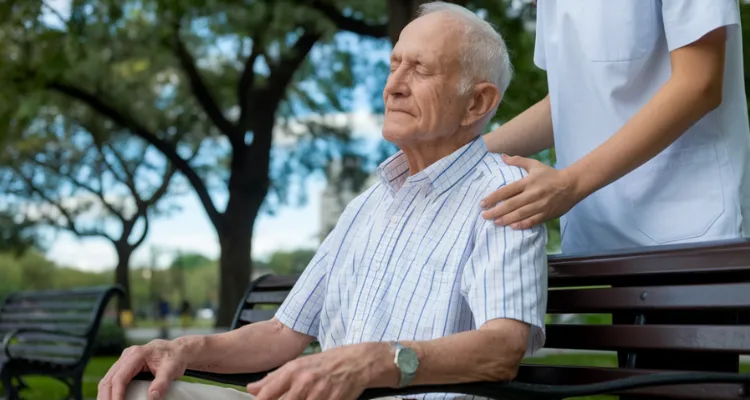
[99,3,548,400]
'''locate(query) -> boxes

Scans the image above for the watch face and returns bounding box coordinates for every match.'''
[397,348,419,374]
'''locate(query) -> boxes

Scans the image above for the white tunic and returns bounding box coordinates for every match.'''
[534,0,750,254]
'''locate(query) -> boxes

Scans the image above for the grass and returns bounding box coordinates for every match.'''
[7,354,749,400]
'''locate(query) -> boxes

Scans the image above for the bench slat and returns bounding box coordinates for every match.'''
[548,282,750,313]
[2,302,97,313]
[516,364,747,399]
[548,244,750,287]
[246,291,290,305]
[7,286,111,300]
[545,324,750,353]
[1,313,94,323]
[5,332,89,346]
[0,322,90,335]
[8,344,84,358]
[239,309,277,324]
[255,275,300,290]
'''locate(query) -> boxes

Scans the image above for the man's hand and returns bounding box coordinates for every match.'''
[245,342,394,400]
[480,154,582,230]
[97,339,188,400]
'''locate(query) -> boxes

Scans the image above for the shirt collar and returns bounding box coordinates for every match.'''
[376,135,488,196]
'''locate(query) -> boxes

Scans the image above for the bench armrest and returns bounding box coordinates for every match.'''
[134,368,750,399]
[1,327,83,361]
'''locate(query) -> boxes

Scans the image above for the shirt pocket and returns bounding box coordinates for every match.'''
[572,0,658,62]
[616,143,725,244]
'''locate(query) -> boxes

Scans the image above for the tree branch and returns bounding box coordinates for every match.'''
[237,39,264,133]
[172,26,237,137]
[309,1,387,38]
[102,141,138,194]
[265,30,322,113]
[12,166,114,242]
[131,210,150,249]
[48,81,223,230]
[29,157,126,223]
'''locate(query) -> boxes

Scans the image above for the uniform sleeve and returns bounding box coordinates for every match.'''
[274,235,332,337]
[461,218,548,356]
[533,2,547,70]
[661,0,741,52]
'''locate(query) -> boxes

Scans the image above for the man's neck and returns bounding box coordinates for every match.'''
[399,132,478,175]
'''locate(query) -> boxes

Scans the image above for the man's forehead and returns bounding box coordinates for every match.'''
[392,13,463,61]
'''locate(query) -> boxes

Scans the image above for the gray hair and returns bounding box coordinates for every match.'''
[417,2,513,105]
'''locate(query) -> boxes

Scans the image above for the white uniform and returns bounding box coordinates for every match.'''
[534,0,750,254]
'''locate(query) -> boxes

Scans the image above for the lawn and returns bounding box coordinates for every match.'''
[8,354,750,400]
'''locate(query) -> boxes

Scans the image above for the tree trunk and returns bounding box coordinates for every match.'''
[215,186,266,328]
[114,244,133,314]
[387,0,470,45]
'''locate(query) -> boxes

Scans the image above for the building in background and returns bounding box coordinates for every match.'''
[319,155,377,241]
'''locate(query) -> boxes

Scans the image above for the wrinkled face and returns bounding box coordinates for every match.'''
[382,12,470,145]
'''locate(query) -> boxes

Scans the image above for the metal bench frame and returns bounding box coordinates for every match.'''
[0,285,124,400]
[137,239,750,399]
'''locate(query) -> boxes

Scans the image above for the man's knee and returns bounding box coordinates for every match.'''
[122,379,254,400]
[123,380,151,400]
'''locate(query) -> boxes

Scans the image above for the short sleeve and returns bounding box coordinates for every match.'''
[274,235,331,337]
[661,0,740,52]
[533,2,547,70]
[461,219,548,355]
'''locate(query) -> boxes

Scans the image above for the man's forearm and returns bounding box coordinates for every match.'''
[173,318,313,374]
[366,319,529,388]
[483,94,554,157]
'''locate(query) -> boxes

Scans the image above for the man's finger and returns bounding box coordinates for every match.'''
[98,362,120,400]
[148,361,183,400]
[245,374,272,395]
[480,181,525,212]
[501,154,538,171]
[110,357,148,400]
[254,372,292,400]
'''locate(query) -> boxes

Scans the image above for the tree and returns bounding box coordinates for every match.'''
[1,0,369,326]
[0,97,188,312]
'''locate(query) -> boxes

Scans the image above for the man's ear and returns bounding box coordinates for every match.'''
[462,82,501,126]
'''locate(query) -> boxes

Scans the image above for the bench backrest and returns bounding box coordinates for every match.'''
[231,275,300,330]
[232,239,750,398]
[0,285,124,367]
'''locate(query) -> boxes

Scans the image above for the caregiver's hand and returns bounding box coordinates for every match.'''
[481,154,583,229]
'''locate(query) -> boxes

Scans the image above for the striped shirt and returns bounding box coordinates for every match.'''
[275,136,548,399]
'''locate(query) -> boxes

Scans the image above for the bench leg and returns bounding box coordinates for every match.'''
[1,373,19,400]
[67,373,83,400]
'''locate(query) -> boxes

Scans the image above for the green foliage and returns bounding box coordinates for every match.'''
[92,321,128,356]
[170,252,213,270]
[265,248,317,275]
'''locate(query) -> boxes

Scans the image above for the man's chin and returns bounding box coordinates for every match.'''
[381,129,413,145]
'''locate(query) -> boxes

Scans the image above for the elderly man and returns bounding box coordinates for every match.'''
[99,3,548,400]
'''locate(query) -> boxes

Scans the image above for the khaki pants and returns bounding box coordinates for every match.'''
[125,380,405,400]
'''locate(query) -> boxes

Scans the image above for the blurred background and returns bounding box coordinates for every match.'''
[1,1,749,398]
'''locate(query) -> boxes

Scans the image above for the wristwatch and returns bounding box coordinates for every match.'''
[391,341,419,388]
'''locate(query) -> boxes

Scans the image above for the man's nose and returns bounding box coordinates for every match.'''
[383,67,410,98]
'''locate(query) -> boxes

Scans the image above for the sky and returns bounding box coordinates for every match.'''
[37,0,392,271]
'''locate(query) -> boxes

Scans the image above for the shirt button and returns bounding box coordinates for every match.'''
[391,215,399,223]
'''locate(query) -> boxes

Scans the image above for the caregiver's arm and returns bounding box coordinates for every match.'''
[481,27,727,228]
[483,94,554,157]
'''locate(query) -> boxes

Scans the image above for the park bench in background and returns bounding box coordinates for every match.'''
[138,239,750,399]
[0,285,124,400]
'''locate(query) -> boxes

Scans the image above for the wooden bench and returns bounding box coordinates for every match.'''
[138,239,750,399]
[0,285,124,400]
